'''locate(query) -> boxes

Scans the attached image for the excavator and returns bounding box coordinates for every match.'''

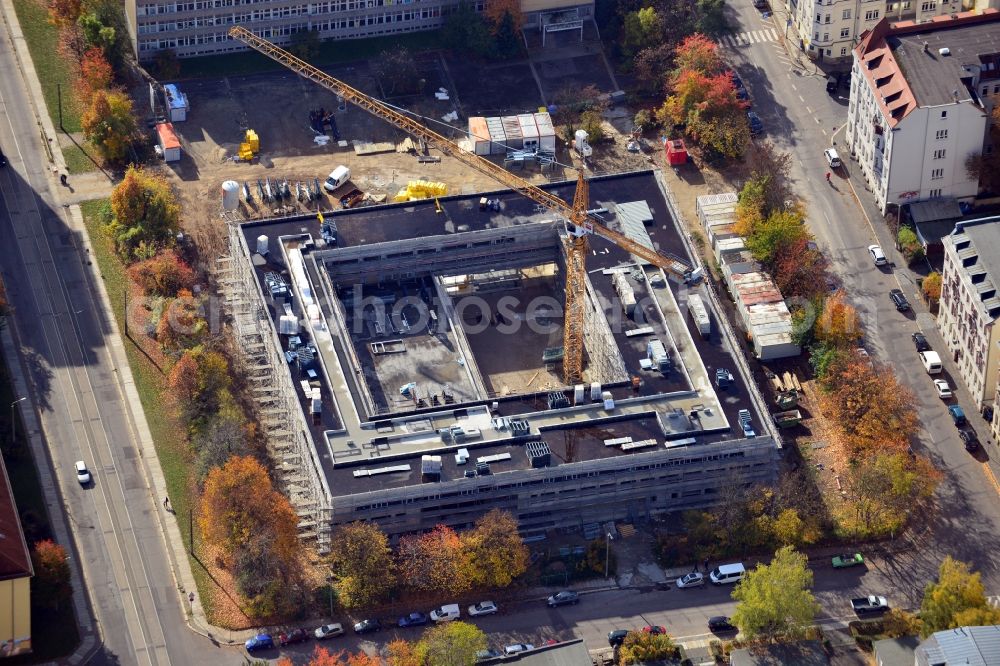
[228,26,694,384]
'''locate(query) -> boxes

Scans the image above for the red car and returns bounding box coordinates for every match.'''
[643,625,667,635]
[278,628,310,646]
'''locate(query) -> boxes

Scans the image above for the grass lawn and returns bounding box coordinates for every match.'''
[178,30,442,79]
[11,0,82,133]
[0,353,80,663]
[62,143,100,175]
[78,200,217,621]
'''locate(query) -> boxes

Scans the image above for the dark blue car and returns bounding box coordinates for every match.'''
[398,612,428,628]
[245,634,274,652]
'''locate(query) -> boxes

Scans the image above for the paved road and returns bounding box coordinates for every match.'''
[0,23,241,666]
[724,0,1000,589]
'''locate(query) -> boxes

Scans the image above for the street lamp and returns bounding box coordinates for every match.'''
[10,397,26,445]
[604,532,612,579]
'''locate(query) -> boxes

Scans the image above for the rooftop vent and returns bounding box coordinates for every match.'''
[525,440,551,468]
[939,47,951,56]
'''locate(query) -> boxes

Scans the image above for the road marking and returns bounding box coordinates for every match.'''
[791,83,797,91]
[982,462,1000,496]
[717,28,778,49]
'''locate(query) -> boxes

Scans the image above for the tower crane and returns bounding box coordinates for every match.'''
[228,26,693,384]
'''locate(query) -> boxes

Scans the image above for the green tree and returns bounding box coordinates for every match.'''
[328,522,397,608]
[844,452,940,536]
[696,0,727,35]
[920,556,1000,636]
[441,3,496,59]
[731,546,820,640]
[106,166,180,261]
[621,7,661,58]
[417,622,487,666]
[744,209,810,266]
[618,631,678,665]
[898,227,924,264]
[463,509,529,588]
[81,89,136,164]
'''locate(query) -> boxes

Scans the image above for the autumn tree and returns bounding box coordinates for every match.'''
[814,291,861,348]
[731,546,820,640]
[127,250,196,296]
[461,509,528,588]
[31,540,72,611]
[305,647,381,666]
[417,622,487,666]
[772,508,809,547]
[81,89,135,163]
[328,522,397,608]
[48,0,82,27]
[168,346,231,419]
[844,452,940,536]
[920,557,1000,635]
[107,166,180,261]
[167,350,199,405]
[193,391,254,480]
[744,209,810,267]
[881,608,923,638]
[618,631,678,665]
[484,0,523,33]
[76,47,113,103]
[672,33,723,77]
[386,639,422,666]
[734,177,768,237]
[398,524,472,596]
[774,236,828,300]
[733,141,795,218]
[155,290,208,351]
[922,271,942,305]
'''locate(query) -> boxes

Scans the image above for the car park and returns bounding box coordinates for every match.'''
[468,601,498,617]
[912,332,930,352]
[643,625,667,635]
[608,630,629,647]
[676,572,705,588]
[868,245,887,266]
[353,619,381,634]
[315,623,344,639]
[504,644,534,655]
[747,111,763,136]
[933,379,952,399]
[547,590,579,607]
[949,404,966,425]
[824,147,841,168]
[397,612,428,628]
[708,616,735,632]
[278,628,309,645]
[890,288,910,311]
[75,460,91,485]
[245,634,274,652]
[832,553,864,568]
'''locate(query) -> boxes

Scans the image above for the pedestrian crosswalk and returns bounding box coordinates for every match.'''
[716,28,779,49]
[988,595,1000,608]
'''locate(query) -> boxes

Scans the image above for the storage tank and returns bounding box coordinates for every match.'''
[256,234,269,255]
[222,180,240,211]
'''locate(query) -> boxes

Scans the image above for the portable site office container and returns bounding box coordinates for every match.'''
[533,112,556,152]
[486,117,507,155]
[468,117,491,156]
[501,116,523,150]
[518,114,540,150]
[687,293,711,338]
[156,122,181,162]
[163,83,189,122]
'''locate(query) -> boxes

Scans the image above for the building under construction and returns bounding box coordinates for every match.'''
[219,169,778,548]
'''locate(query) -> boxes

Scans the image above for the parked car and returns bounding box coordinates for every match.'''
[912,332,930,352]
[504,644,535,655]
[832,553,864,568]
[468,601,498,617]
[608,630,629,647]
[245,634,274,652]
[826,75,839,93]
[315,623,344,640]
[278,628,309,645]
[643,625,667,635]
[476,649,503,661]
[747,111,764,136]
[353,619,381,634]
[824,147,842,168]
[729,71,744,89]
[676,572,705,588]
[397,612,428,628]
[933,379,952,399]
[890,288,910,311]
[75,460,91,485]
[546,590,579,607]
[949,404,966,425]
[960,427,979,451]
[852,595,889,615]
[708,616,735,632]
[869,245,887,266]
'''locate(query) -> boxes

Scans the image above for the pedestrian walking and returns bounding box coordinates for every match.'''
[703,558,710,573]
[163,496,170,510]
[189,592,195,604]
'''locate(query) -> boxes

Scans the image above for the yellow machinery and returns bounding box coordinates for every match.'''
[228,26,692,384]
[393,180,448,202]
[238,129,260,161]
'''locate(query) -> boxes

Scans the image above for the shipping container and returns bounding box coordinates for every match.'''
[533,112,556,153]
[486,117,507,155]
[501,116,523,150]
[518,114,540,150]
[468,117,491,156]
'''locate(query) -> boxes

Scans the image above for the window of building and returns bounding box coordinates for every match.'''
[865,9,880,20]
[841,47,847,55]
[920,1,936,10]
[816,13,821,22]
[825,13,831,23]
[814,31,819,40]
[843,8,851,18]
[840,28,849,37]
[823,32,829,41]
[903,0,911,7]
[941,110,947,118]
[936,129,948,139]
[931,168,944,179]
[929,188,942,197]
[933,149,946,159]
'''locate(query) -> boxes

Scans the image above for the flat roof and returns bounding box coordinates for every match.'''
[0,455,32,581]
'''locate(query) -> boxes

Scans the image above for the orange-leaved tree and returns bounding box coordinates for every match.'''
[386,639,422,666]
[305,647,382,666]
[672,33,723,77]
[82,89,137,164]
[922,272,942,304]
[462,509,529,588]
[76,47,113,104]
[48,0,82,28]
[484,0,523,33]
[127,249,196,297]
[814,290,861,348]
[31,539,72,611]
[397,524,473,595]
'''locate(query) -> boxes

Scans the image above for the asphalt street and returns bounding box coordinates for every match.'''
[0,21,242,666]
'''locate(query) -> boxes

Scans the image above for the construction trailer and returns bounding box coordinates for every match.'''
[156,122,181,162]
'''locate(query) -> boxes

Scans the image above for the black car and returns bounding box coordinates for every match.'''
[890,289,910,311]
[353,618,381,634]
[546,590,580,607]
[959,428,979,452]
[708,616,736,632]
[912,332,930,352]
[826,75,839,93]
[608,630,629,647]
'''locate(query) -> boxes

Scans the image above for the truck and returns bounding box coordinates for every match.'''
[851,596,888,615]
[647,339,671,373]
[687,294,711,339]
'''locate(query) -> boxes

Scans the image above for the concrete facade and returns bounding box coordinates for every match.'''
[845,12,1000,214]
[938,216,1000,412]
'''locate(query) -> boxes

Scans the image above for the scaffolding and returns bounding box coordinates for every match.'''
[218,222,332,553]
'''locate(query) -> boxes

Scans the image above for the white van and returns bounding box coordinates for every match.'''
[920,350,942,374]
[430,604,460,622]
[824,148,841,168]
[709,563,746,585]
[323,165,351,192]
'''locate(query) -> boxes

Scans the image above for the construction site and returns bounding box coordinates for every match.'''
[210,30,778,550]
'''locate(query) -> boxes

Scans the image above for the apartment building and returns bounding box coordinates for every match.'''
[938,216,1000,413]
[0,454,33,657]
[126,0,594,60]
[844,12,1000,214]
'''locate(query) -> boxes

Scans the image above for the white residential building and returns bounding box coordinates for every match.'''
[844,12,1000,215]
[938,216,1000,413]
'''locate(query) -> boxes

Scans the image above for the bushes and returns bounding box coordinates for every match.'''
[897,227,924,264]
[128,250,196,296]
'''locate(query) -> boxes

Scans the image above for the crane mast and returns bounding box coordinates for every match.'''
[228,25,692,384]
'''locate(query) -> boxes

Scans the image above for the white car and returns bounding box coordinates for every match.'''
[315,623,344,639]
[75,460,91,485]
[933,379,953,399]
[868,245,887,266]
[504,644,534,655]
[468,601,498,617]
[676,572,705,588]
[824,147,842,168]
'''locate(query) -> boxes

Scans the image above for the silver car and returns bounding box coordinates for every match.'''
[676,572,705,588]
